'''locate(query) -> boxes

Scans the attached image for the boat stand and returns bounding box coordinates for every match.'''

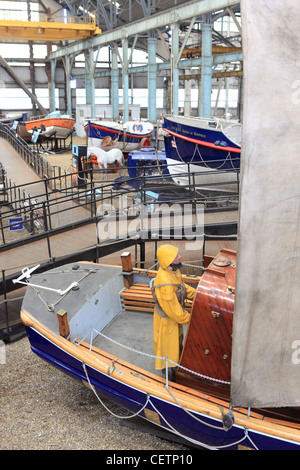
[32,130,73,154]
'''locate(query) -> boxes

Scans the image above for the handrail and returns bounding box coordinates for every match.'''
[0,153,239,341]
[0,123,60,187]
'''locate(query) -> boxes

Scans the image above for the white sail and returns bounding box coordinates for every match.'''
[231,1,300,407]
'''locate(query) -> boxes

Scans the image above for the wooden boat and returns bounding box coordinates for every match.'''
[19,250,300,450]
[25,111,75,139]
[84,119,153,152]
[15,121,45,143]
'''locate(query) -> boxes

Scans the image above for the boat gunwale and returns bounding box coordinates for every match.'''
[25,117,75,129]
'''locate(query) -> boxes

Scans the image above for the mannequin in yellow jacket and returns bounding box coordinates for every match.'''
[152,244,196,378]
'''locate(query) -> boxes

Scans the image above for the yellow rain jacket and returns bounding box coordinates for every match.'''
[152,245,196,370]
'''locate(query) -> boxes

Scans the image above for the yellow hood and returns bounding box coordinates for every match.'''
[157,244,178,269]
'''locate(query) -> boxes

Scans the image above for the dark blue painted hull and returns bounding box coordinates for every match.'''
[25,326,300,450]
[163,116,241,171]
[85,121,152,145]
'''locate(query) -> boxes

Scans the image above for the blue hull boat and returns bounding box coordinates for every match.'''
[163,115,241,171]
[84,119,154,152]
[19,257,300,450]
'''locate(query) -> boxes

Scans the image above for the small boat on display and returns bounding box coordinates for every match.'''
[0,113,33,143]
[162,114,241,193]
[25,111,75,139]
[18,249,300,450]
[84,119,154,152]
[0,112,27,125]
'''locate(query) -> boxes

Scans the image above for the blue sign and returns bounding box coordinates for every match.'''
[31,130,40,143]
[9,218,23,231]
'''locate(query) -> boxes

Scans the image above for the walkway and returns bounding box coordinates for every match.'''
[0,138,237,340]
[0,137,237,276]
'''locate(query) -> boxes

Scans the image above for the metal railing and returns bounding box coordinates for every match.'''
[0,162,239,242]
[0,129,240,341]
[0,123,59,186]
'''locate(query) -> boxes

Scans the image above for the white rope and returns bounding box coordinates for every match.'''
[38,269,97,311]
[182,261,203,269]
[173,135,238,172]
[79,330,258,450]
[82,362,150,419]
[245,431,259,450]
[83,359,257,450]
[148,397,253,450]
[165,386,225,431]
[89,328,230,385]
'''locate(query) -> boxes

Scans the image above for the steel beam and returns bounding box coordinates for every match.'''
[111,47,119,121]
[73,51,243,79]
[0,55,47,114]
[148,37,157,123]
[50,0,240,59]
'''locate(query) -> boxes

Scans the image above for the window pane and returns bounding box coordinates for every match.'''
[32,45,48,59]
[211,89,238,108]
[0,87,58,110]
[0,43,29,58]
[0,1,39,21]
[76,88,110,105]
[156,89,163,108]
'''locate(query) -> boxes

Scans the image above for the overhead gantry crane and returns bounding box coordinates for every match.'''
[0,13,101,41]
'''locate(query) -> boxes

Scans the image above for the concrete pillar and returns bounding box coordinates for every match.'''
[85,50,95,118]
[85,50,91,107]
[111,47,119,121]
[184,70,192,116]
[171,22,179,115]
[50,59,56,112]
[65,56,72,116]
[122,38,129,123]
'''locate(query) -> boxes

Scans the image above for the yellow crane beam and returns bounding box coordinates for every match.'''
[182,45,242,59]
[0,19,101,41]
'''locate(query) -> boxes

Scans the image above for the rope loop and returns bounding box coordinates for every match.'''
[80,336,257,450]
[82,362,150,419]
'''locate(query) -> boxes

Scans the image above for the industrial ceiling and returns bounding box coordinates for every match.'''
[1,0,241,52]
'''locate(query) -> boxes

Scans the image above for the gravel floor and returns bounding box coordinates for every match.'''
[0,336,189,451]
